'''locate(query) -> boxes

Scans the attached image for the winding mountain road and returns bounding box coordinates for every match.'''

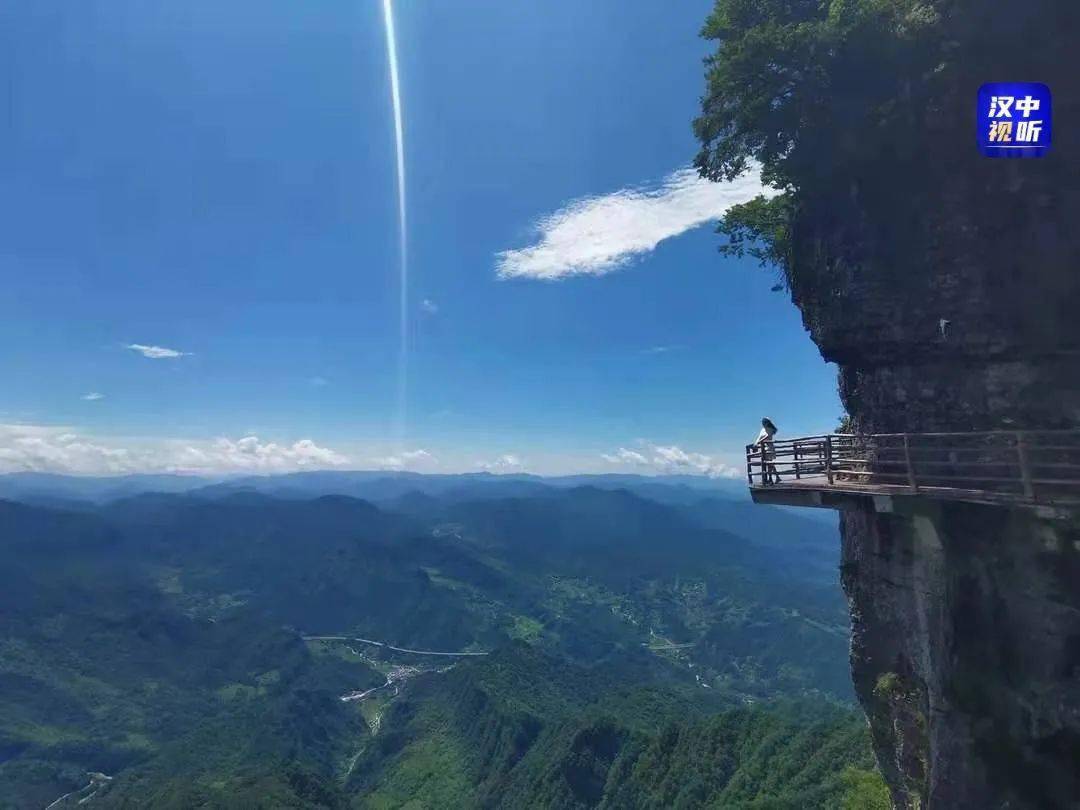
[341,675,394,702]
[644,641,697,650]
[43,772,111,809]
[303,635,489,657]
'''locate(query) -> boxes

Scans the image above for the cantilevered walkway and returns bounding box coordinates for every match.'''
[746,431,1080,511]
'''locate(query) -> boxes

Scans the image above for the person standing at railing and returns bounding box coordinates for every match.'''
[753,417,780,484]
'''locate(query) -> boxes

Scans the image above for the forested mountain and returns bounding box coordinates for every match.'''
[345,646,884,809]
[0,476,881,807]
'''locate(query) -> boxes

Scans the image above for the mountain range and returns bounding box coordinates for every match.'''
[0,472,886,808]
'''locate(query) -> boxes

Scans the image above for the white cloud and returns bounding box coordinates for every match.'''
[477,454,523,472]
[172,436,349,474]
[600,447,648,465]
[601,442,739,479]
[126,343,189,359]
[496,167,769,280]
[0,424,349,475]
[309,376,329,387]
[0,425,133,475]
[81,392,105,401]
[420,298,438,314]
[372,449,435,470]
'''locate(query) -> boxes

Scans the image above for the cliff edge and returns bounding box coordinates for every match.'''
[694,2,1080,806]
[787,56,1080,810]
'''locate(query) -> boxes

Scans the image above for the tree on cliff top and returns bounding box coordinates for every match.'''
[694,0,1080,284]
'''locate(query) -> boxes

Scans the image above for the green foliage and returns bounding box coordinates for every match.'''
[715,193,794,279]
[694,0,943,187]
[873,671,901,700]
[349,646,880,810]
[839,766,893,809]
[598,704,879,809]
[693,0,940,276]
[0,488,862,806]
[694,0,1080,285]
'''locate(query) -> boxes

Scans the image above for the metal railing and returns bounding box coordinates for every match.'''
[745,431,1080,505]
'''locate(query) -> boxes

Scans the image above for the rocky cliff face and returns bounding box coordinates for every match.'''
[840,501,1080,808]
[690,2,1080,801]
[785,112,1080,808]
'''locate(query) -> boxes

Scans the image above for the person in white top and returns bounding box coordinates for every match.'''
[753,417,780,484]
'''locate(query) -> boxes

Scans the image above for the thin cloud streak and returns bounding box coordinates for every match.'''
[126,343,189,359]
[496,167,769,280]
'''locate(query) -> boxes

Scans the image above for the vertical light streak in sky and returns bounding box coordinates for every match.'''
[381,0,408,442]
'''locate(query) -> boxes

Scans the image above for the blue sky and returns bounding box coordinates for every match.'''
[0,0,839,476]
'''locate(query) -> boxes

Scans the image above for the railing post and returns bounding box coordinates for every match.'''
[1016,432,1035,500]
[825,436,834,485]
[903,434,917,493]
[745,428,1077,504]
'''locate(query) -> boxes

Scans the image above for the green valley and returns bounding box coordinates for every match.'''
[0,475,883,807]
